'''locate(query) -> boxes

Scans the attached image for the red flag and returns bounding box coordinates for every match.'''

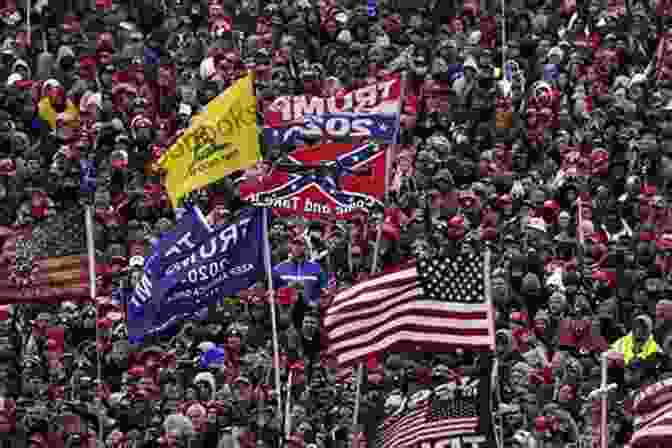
[289,142,387,200]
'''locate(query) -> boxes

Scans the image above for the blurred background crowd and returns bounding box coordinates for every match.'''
[0,0,672,446]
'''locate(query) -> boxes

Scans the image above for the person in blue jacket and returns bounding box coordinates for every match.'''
[273,236,327,328]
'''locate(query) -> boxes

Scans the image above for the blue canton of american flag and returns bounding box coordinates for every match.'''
[377,385,482,448]
[418,252,485,303]
[304,113,399,143]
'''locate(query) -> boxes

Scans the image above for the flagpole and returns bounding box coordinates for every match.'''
[370,70,407,275]
[352,363,364,427]
[284,369,294,440]
[261,207,284,423]
[600,351,608,448]
[501,0,506,71]
[85,205,103,445]
[26,0,31,47]
[355,71,408,437]
[483,248,498,448]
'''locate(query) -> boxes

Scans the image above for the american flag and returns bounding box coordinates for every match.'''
[325,251,495,368]
[377,386,482,448]
[628,378,672,447]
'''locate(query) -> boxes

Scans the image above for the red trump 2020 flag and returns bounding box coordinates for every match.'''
[325,251,495,368]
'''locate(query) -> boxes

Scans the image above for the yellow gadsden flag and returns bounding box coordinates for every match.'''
[159,74,261,206]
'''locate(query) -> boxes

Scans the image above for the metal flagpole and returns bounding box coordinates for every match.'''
[262,207,284,422]
[26,0,31,47]
[284,369,294,439]
[355,71,408,436]
[351,363,364,426]
[370,71,407,275]
[85,205,104,445]
[501,0,506,70]
[600,352,609,448]
[586,353,617,448]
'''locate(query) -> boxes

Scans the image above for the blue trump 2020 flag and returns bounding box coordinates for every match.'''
[128,207,266,343]
[152,204,212,273]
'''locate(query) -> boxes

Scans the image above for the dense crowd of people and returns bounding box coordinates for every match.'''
[0,0,672,446]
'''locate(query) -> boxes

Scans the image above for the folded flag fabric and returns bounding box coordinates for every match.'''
[629,378,672,447]
[127,206,266,343]
[375,369,492,448]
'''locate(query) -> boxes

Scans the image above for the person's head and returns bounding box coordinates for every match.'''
[548,293,567,317]
[194,378,213,402]
[105,429,126,448]
[232,376,252,402]
[291,403,307,423]
[301,310,320,340]
[464,64,477,81]
[633,315,653,343]
[289,237,306,259]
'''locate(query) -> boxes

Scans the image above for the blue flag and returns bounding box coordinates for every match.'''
[127,207,266,343]
[200,346,227,369]
[304,113,399,143]
[151,204,212,273]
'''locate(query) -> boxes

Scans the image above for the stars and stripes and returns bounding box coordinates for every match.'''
[325,252,495,368]
[418,252,485,303]
[377,387,481,448]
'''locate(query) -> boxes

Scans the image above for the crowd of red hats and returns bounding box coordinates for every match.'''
[1,0,672,447]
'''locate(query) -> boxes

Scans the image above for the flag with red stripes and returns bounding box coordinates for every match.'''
[325,251,495,368]
[629,378,672,447]
[376,378,487,448]
[0,208,108,304]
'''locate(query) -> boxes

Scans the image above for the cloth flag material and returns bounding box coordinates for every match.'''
[150,205,212,274]
[263,76,402,146]
[247,174,383,221]
[127,207,265,343]
[303,112,399,143]
[325,251,495,368]
[288,142,387,200]
[0,208,104,304]
[239,142,388,220]
[376,378,490,448]
[628,378,672,447]
[159,73,261,207]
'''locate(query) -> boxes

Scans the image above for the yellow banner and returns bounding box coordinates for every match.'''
[159,74,261,206]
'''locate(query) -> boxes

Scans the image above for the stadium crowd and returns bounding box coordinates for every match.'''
[1,0,672,446]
